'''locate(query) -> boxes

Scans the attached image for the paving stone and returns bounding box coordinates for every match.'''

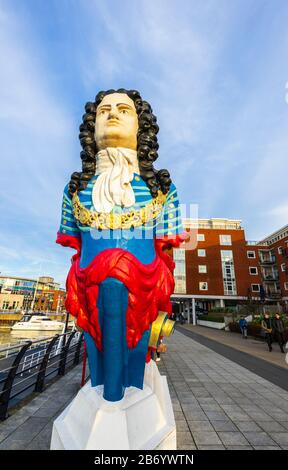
[204,411,229,421]
[242,432,277,446]
[256,421,286,432]
[200,404,222,412]
[176,431,195,446]
[268,433,288,446]
[253,446,281,450]
[196,397,217,405]
[214,397,235,405]
[171,402,182,412]
[1,414,30,430]
[8,416,48,442]
[183,411,208,421]
[181,403,202,411]
[234,421,262,432]
[174,411,185,420]
[176,420,190,432]
[27,437,51,450]
[193,431,222,446]
[0,427,15,442]
[211,420,238,432]
[178,397,198,404]
[244,410,274,421]
[225,411,251,422]
[218,432,249,446]
[197,445,225,450]
[0,439,28,450]
[177,443,197,450]
[267,413,288,422]
[187,420,214,432]
[225,445,253,450]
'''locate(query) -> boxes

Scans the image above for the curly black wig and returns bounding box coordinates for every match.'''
[68,89,172,199]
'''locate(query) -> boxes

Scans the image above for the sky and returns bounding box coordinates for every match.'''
[0,0,288,286]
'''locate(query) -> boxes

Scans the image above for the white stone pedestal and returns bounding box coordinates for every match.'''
[50,360,176,450]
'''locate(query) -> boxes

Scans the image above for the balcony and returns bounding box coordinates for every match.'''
[263,274,279,281]
[265,291,282,300]
[259,256,276,265]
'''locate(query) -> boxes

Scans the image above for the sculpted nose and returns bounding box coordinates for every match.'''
[108,108,118,119]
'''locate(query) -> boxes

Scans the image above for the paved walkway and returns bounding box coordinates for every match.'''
[0,366,82,450]
[0,330,288,450]
[180,324,288,369]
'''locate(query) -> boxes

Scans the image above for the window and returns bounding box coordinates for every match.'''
[278,246,283,255]
[197,233,205,242]
[249,267,258,275]
[251,284,260,292]
[173,248,186,294]
[284,282,288,291]
[221,250,237,295]
[198,249,206,257]
[198,265,207,273]
[199,282,208,291]
[281,263,286,272]
[247,251,256,259]
[219,234,232,246]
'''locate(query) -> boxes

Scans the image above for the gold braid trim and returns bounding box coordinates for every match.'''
[72,191,167,230]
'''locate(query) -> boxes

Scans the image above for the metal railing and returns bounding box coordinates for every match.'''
[263,274,279,281]
[0,331,84,420]
[265,291,282,299]
[259,256,276,265]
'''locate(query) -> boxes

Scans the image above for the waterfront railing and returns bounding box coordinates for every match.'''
[0,331,84,420]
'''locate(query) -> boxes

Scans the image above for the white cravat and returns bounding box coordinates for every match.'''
[92,147,140,213]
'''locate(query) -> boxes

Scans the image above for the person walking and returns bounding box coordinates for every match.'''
[152,336,164,363]
[272,313,285,353]
[261,312,273,352]
[239,316,248,339]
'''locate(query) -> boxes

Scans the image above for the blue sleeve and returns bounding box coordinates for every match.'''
[58,185,81,236]
[155,183,183,237]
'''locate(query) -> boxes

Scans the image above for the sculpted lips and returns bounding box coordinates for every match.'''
[107,119,120,125]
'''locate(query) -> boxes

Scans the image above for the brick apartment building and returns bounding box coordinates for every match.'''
[0,275,65,313]
[172,219,288,320]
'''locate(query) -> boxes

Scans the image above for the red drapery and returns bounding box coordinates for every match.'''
[56,232,187,351]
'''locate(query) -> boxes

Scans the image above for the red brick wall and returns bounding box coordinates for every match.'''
[183,228,263,297]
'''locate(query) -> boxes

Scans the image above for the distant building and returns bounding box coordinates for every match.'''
[0,275,65,312]
[172,219,288,317]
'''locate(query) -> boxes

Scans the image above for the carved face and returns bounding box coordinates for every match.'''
[95,93,139,150]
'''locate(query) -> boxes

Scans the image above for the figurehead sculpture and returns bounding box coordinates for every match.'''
[56,89,186,402]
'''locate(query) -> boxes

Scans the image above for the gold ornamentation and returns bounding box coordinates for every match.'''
[148,311,175,348]
[72,191,167,230]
